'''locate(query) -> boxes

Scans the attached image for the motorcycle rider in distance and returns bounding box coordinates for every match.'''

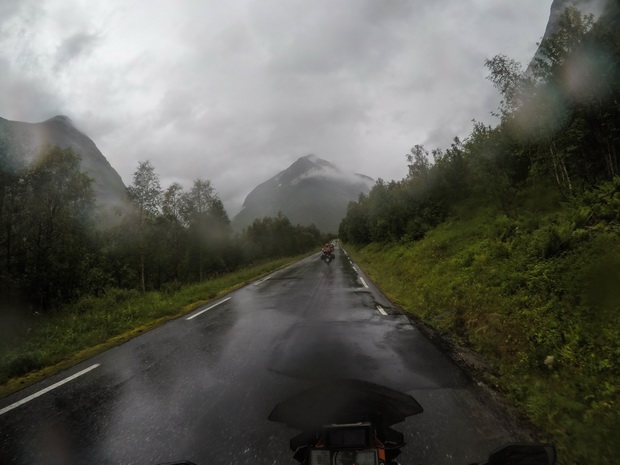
[321,243,335,262]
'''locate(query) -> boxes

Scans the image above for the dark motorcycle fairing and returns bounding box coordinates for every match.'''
[268,379,423,431]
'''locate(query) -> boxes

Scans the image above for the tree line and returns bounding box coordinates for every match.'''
[340,5,620,244]
[0,150,329,313]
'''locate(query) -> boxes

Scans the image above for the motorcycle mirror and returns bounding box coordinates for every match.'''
[484,443,556,465]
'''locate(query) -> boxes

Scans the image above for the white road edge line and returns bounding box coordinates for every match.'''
[0,364,100,416]
[253,276,271,286]
[359,277,369,288]
[186,297,232,320]
[377,305,388,316]
[352,266,358,272]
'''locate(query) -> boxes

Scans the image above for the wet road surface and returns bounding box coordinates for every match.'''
[0,247,532,464]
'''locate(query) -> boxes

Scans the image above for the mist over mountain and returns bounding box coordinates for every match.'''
[232,155,374,234]
[0,115,129,216]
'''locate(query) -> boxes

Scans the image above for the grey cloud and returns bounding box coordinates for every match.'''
[252,0,414,78]
[424,119,470,151]
[0,61,65,121]
[0,1,23,26]
[0,0,556,218]
[54,31,100,71]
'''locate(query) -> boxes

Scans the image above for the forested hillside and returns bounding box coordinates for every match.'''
[341,6,619,464]
[0,151,329,332]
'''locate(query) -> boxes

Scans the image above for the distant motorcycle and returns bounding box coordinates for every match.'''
[321,250,335,264]
[320,244,335,264]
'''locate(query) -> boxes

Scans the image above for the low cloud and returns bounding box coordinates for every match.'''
[54,31,100,71]
[0,0,553,216]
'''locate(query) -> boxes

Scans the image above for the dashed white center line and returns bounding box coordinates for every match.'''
[186,297,232,320]
[377,305,388,316]
[359,277,369,288]
[0,364,100,416]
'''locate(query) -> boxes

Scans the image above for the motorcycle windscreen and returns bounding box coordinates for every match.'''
[268,379,423,430]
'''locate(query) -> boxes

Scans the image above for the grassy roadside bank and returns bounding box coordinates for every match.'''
[345,209,619,464]
[0,254,309,398]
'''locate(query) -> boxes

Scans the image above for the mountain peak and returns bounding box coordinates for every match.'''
[293,154,338,170]
[301,154,320,162]
[300,154,338,170]
[0,115,129,216]
[275,155,344,188]
[232,155,374,233]
[45,115,75,126]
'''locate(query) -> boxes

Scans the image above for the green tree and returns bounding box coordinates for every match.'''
[485,54,531,119]
[159,182,189,282]
[486,7,603,196]
[183,178,231,280]
[20,146,95,308]
[527,8,594,194]
[243,212,322,260]
[127,160,162,292]
[407,145,430,186]
[162,182,185,224]
[465,122,523,216]
[531,6,595,82]
[339,194,371,245]
[0,138,22,277]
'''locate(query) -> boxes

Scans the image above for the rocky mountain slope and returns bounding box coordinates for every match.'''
[0,115,129,215]
[546,0,608,33]
[232,155,374,234]
[531,0,609,67]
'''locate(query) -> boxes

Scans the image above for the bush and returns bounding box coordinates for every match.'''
[161,280,182,297]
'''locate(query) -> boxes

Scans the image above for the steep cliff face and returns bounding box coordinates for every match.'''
[531,0,609,66]
[232,155,374,234]
[546,0,608,34]
[0,115,129,214]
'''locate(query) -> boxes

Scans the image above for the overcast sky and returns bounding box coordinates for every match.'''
[0,0,554,215]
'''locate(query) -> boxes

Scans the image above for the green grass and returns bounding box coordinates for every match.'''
[345,190,620,465]
[0,255,307,397]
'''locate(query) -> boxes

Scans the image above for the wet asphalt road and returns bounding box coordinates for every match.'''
[0,247,532,465]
